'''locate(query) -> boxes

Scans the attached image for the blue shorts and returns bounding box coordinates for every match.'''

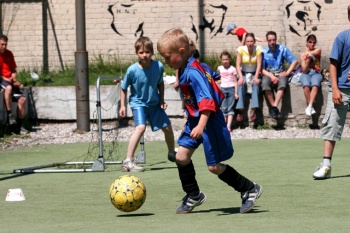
[132,106,171,132]
[300,70,323,88]
[177,110,234,166]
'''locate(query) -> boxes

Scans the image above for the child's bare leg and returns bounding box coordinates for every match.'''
[161,125,175,152]
[126,124,146,160]
[176,146,194,165]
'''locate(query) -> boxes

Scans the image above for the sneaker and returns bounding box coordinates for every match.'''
[249,109,256,122]
[168,151,176,162]
[236,113,243,122]
[305,106,312,116]
[269,107,279,119]
[310,107,316,115]
[176,191,207,214]
[305,106,316,116]
[313,163,331,179]
[20,126,30,134]
[8,113,17,125]
[240,183,263,213]
[121,159,145,172]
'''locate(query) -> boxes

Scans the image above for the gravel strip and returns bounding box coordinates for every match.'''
[2,119,350,151]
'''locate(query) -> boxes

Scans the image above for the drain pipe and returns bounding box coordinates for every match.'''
[75,0,90,132]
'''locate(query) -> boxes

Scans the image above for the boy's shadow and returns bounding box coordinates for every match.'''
[193,206,268,215]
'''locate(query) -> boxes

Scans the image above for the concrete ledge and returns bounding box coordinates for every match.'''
[1,82,350,127]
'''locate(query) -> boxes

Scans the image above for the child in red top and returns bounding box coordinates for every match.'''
[226,24,265,46]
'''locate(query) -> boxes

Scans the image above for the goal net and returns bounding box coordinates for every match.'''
[13,76,145,173]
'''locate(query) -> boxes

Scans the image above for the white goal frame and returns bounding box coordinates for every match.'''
[13,76,145,173]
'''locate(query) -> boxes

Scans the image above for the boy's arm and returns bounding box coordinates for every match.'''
[158,82,167,109]
[329,59,342,105]
[119,88,127,117]
[190,110,211,139]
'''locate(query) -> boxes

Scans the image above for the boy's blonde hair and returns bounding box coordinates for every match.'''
[157,28,190,54]
[134,36,154,54]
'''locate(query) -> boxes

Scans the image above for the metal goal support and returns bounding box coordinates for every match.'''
[13,76,146,173]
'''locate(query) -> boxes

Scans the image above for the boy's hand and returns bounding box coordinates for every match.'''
[190,125,204,139]
[332,88,343,105]
[119,106,126,118]
[160,102,168,110]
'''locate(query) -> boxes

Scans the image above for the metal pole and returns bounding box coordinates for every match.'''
[42,0,49,73]
[75,0,90,132]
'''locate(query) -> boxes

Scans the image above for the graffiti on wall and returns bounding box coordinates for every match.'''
[108,2,228,40]
[108,3,142,37]
[285,0,332,37]
[190,4,227,41]
[108,1,334,39]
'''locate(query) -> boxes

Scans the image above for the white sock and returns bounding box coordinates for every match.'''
[323,157,331,167]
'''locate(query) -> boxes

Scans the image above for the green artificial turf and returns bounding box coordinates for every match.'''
[1,139,349,233]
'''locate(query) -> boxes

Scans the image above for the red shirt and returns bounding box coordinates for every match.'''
[236,27,248,41]
[0,50,17,78]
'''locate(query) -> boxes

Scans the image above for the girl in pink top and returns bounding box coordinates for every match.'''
[217,51,238,132]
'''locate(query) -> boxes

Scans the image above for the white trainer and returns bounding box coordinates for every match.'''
[310,107,316,115]
[121,159,145,172]
[305,106,312,116]
[313,163,331,179]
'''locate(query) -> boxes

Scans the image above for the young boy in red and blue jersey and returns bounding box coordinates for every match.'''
[157,28,263,214]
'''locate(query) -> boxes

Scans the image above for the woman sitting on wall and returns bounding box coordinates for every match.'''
[236,33,263,122]
[300,34,322,116]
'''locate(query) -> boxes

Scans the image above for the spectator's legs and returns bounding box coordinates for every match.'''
[274,88,285,107]
[17,96,26,119]
[303,86,311,105]
[264,90,275,106]
[3,84,12,111]
[309,86,319,106]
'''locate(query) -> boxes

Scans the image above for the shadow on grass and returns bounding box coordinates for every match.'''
[117,213,154,217]
[330,174,350,179]
[0,172,33,181]
[192,205,268,215]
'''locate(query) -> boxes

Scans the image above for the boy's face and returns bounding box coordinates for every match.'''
[136,46,153,65]
[159,48,185,70]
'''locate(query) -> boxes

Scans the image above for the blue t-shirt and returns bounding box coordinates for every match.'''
[329,29,350,88]
[121,60,164,108]
[262,44,296,74]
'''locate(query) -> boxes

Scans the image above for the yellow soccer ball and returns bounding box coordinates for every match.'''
[109,175,147,212]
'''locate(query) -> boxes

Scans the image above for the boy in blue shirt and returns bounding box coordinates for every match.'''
[157,28,263,214]
[313,5,350,179]
[119,37,176,172]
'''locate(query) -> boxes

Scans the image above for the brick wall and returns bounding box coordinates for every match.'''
[1,0,348,71]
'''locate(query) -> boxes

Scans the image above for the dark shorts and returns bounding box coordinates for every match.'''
[0,79,24,100]
[177,110,234,166]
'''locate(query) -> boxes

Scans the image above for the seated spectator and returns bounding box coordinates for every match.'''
[300,34,323,116]
[236,33,263,122]
[261,31,298,119]
[217,51,239,131]
[0,35,28,133]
